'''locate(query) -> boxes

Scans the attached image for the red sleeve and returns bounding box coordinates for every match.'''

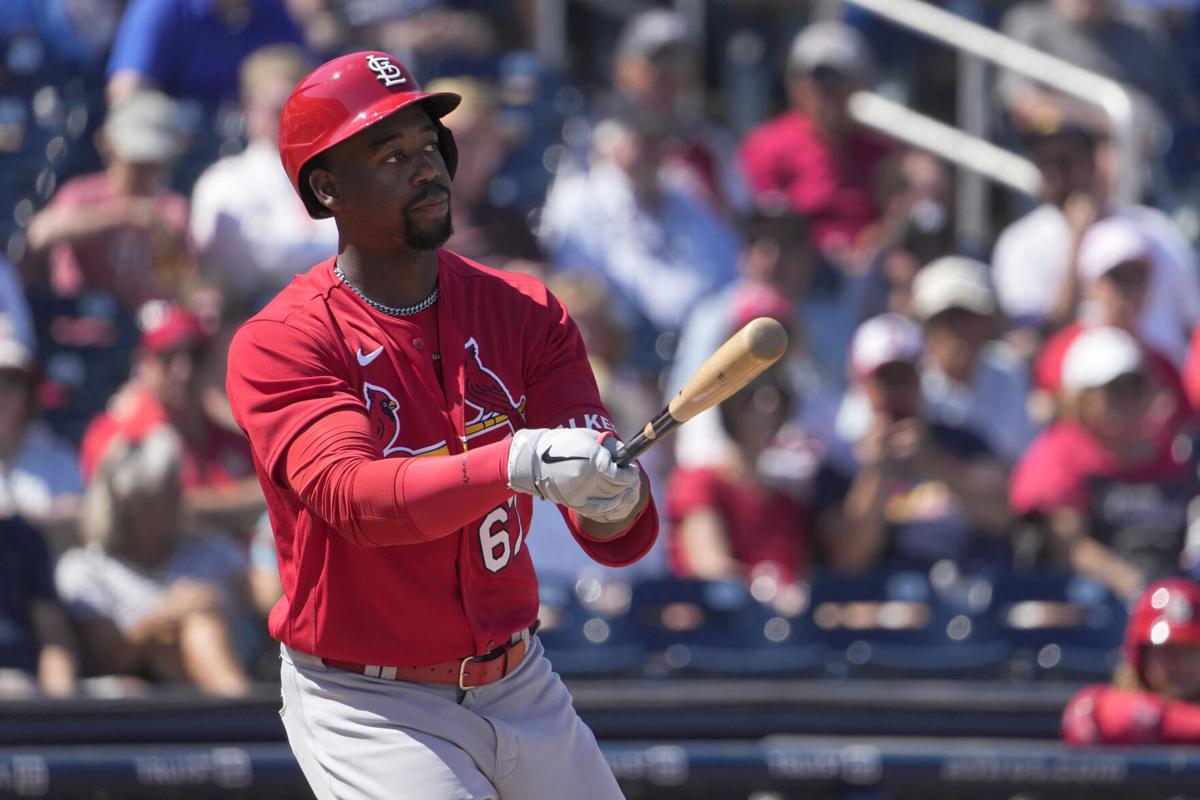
[227,319,364,477]
[1010,428,1089,516]
[228,318,514,547]
[1062,686,1200,745]
[284,408,513,546]
[521,287,609,429]
[524,287,659,566]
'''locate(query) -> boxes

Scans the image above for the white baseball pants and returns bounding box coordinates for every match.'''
[279,638,625,799]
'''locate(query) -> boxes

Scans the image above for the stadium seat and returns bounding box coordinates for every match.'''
[985,570,1127,682]
[626,576,825,678]
[536,576,646,679]
[807,569,1010,679]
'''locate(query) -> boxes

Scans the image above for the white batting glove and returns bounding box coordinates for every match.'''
[508,428,643,523]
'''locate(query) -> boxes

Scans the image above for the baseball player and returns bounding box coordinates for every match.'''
[225,51,658,799]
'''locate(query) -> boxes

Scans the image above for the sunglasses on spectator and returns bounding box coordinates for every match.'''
[871,361,919,387]
[1102,261,1150,289]
[809,65,853,93]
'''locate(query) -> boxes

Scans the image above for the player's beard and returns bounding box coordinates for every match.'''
[404,197,454,250]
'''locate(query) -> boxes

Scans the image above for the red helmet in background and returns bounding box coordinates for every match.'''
[1124,578,1200,682]
[279,51,461,219]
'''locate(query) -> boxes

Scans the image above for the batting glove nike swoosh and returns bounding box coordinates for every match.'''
[508,428,641,519]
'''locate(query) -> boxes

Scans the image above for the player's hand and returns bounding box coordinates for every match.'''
[508,428,642,522]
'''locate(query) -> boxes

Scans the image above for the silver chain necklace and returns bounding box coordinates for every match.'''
[334,264,439,317]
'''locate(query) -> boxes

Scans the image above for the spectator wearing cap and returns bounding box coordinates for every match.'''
[539,113,739,350]
[106,0,304,106]
[0,318,83,548]
[25,89,193,315]
[55,426,252,696]
[824,314,1012,574]
[1012,327,1196,601]
[991,126,1200,363]
[738,21,898,267]
[190,44,337,316]
[598,8,748,216]
[80,303,263,539]
[667,364,825,614]
[913,256,1038,464]
[666,210,850,471]
[1033,218,1191,434]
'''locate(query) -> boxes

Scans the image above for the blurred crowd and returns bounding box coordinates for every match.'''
[0,0,1199,719]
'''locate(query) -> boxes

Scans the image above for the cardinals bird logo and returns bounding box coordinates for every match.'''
[360,339,524,456]
[363,382,447,456]
[464,338,526,426]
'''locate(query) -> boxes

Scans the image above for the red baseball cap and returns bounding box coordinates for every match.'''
[139,303,209,355]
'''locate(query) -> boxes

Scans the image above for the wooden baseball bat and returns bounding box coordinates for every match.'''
[614,317,789,467]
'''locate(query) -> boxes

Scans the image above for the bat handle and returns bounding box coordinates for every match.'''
[614,433,652,468]
[614,408,678,468]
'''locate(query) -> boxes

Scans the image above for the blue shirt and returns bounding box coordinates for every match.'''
[107,0,304,104]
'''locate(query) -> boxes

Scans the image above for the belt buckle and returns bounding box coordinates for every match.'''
[458,655,478,691]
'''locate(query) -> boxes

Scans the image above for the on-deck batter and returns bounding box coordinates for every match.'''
[225,51,657,799]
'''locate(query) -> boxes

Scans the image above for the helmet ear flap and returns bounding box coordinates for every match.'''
[437,121,458,179]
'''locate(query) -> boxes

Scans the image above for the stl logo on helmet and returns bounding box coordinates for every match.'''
[366,54,408,88]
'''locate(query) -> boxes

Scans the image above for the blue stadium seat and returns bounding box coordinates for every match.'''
[536,577,645,679]
[807,569,1010,679]
[985,570,1127,682]
[627,576,825,678]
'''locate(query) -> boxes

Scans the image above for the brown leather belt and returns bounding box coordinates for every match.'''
[322,624,537,690]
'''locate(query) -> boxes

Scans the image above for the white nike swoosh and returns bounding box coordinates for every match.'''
[356,346,384,366]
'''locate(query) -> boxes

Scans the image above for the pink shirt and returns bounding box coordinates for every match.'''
[47,172,190,310]
[739,111,895,254]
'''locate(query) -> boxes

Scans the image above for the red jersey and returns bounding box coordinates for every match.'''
[667,466,809,584]
[45,172,190,310]
[80,386,254,487]
[1063,685,1200,744]
[738,111,894,254]
[226,251,658,664]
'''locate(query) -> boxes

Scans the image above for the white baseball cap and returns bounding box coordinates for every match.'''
[787,21,873,84]
[1077,217,1154,284]
[850,313,923,378]
[617,9,691,59]
[103,90,185,164]
[1061,325,1144,390]
[911,256,997,320]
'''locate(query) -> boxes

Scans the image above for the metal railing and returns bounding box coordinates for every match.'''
[842,0,1140,206]
[847,91,1042,197]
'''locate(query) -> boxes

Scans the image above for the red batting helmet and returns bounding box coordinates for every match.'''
[279,51,461,219]
[1123,578,1200,683]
